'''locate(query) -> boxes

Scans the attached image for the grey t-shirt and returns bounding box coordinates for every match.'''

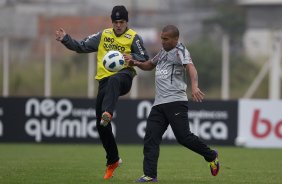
[151,42,193,106]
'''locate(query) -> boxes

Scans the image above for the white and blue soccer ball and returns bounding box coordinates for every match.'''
[103,50,125,72]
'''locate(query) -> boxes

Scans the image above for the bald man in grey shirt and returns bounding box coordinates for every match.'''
[126,25,220,182]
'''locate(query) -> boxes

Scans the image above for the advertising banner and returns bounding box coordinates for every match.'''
[0,97,237,145]
[238,99,282,148]
[0,98,98,143]
[186,100,237,145]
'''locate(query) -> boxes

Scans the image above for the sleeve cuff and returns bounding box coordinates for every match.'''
[61,34,69,43]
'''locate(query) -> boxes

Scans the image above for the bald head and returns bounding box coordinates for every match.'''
[162,25,179,38]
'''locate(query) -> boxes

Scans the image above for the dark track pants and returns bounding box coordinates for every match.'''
[143,101,217,178]
[96,71,133,165]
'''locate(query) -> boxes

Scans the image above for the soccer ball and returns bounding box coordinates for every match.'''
[102,50,125,72]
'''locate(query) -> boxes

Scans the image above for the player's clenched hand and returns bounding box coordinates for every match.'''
[191,87,205,102]
[55,28,66,41]
[124,54,135,66]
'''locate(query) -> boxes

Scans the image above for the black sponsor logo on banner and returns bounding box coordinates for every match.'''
[0,98,237,145]
[134,101,231,143]
[24,98,100,142]
[188,110,228,140]
[136,101,152,139]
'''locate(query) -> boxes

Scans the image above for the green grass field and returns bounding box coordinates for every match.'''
[0,144,282,184]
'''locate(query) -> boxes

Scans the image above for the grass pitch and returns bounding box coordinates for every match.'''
[0,144,282,184]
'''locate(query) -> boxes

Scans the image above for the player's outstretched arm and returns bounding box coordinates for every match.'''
[55,28,100,53]
[135,60,155,71]
[124,55,155,71]
[186,63,205,102]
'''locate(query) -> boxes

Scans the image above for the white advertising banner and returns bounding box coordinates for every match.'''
[238,99,282,148]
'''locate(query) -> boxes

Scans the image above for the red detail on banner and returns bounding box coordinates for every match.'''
[274,120,282,138]
[251,109,271,138]
[251,109,282,139]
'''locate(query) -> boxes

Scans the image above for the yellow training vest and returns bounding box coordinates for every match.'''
[96,28,136,80]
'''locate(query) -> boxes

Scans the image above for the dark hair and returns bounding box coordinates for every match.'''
[162,25,179,38]
[111,5,128,22]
